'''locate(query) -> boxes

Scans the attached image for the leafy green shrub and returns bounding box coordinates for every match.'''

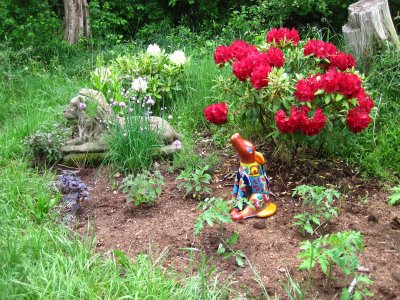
[388,186,400,206]
[298,231,372,295]
[292,185,340,235]
[121,170,164,206]
[0,1,66,61]
[25,129,65,166]
[212,28,374,160]
[223,0,353,36]
[91,44,186,114]
[177,165,212,200]
[105,114,160,173]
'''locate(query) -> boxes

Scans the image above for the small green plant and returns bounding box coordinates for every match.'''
[216,232,246,267]
[177,165,212,200]
[194,197,246,267]
[25,129,65,166]
[388,186,400,206]
[26,194,60,223]
[121,170,164,206]
[194,197,232,236]
[298,231,367,290]
[292,185,341,235]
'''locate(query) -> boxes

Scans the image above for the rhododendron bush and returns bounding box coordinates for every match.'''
[209,27,375,152]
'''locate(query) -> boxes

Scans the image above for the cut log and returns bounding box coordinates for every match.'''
[64,0,91,44]
[342,0,400,59]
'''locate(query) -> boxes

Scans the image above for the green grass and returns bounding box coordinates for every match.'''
[334,47,400,179]
[0,50,238,299]
[105,113,160,173]
[170,54,231,172]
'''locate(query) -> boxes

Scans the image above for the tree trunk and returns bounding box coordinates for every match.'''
[64,0,91,44]
[342,0,400,59]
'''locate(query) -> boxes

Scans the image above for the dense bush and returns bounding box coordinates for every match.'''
[209,28,374,158]
[91,44,187,113]
[0,0,68,61]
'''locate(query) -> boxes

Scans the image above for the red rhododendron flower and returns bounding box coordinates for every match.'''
[214,45,233,65]
[304,40,337,59]
[232,60,250,81]
[294,76,321,102]
[275,106,309,133]
[299,108,327,136]
[355,89,374,113]
[329,52,355,71]
[203,102,228,124]
[338,72,362,99]
[275,109,296,133]
[254,52,270,66]
[319,69,341,94]
[265,47,285,68]
[229,40,258,61]
[267,28,300,46]
[346,107,371,133]
[250,64,272,90]
[232,51,261,81]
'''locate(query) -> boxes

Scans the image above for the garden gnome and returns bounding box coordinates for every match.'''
[229,133,277,221]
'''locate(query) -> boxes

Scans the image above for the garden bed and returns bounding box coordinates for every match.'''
[71,146,400,299]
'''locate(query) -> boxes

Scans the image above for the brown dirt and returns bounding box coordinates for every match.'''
[70,147,400,299]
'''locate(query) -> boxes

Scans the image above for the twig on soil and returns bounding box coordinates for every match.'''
[312,221,328,236]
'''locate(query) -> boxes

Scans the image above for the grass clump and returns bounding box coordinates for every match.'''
[105,114,160,173]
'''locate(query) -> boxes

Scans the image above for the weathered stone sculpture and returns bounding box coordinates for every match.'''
[62,88,182,156]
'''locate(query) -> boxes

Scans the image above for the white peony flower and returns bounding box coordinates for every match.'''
[132,77,148,92]
[147,44,161,56]
[169,50,186,65]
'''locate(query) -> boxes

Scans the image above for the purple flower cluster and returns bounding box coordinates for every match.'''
[56,173,89,212]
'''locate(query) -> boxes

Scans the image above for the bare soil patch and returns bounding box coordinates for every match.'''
[69,146,400,299]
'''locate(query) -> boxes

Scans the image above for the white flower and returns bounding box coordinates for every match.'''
[119,102,126,107]
[168,115,173,120]
[146,97,155,106]
[147,44,161,56]
[172,140,182,149]
[92,67,111,84]
[78,102,86,110]
[169,50,186,65]
[132,77,148,92]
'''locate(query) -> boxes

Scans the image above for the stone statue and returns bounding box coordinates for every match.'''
[229,133,277,221]
[62,88,182,156]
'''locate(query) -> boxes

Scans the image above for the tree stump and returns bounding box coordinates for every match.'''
[64,0,91,44]
[342,0,400,59]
